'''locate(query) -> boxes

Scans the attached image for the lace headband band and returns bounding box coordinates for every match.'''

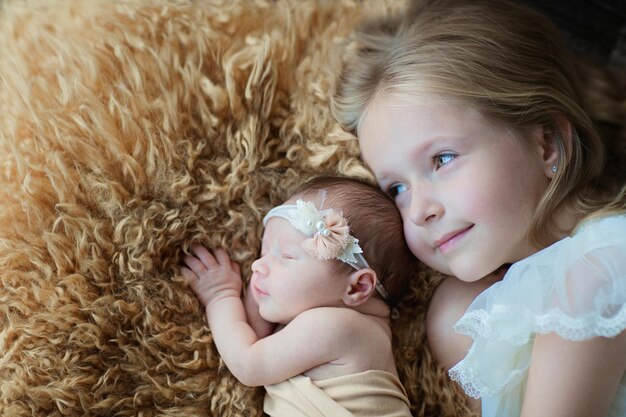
[263,199,390,302]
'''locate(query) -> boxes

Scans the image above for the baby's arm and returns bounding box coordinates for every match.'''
[182,245,258,377]
[182,245,346,386]
[521,330,626,417]
[224,308,354,386]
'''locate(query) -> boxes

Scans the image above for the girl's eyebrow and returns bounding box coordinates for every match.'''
[411,135,460,159]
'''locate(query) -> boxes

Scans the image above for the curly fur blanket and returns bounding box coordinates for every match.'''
[0,1,472,415]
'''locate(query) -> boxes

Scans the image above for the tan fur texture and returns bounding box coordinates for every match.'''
[0,1,475,416]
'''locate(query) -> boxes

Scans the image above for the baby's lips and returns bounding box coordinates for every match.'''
[250,272,269,298]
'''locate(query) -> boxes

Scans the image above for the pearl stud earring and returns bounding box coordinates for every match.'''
[551,165,557,173]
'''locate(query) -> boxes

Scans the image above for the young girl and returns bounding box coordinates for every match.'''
[181,177,417,417]
[333,1,626,416]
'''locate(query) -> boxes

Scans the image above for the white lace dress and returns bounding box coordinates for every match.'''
[449,214,626,417]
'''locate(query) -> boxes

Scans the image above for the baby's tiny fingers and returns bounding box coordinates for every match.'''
[191,245,218,269]
[181,266,197,285]
[214,248,231,265]
[231,261,241,275]
[183,254,205,274]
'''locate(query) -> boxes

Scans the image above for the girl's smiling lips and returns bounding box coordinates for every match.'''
[435,225,474,253]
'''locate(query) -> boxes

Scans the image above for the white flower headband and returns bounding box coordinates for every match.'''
[263,198,390,302]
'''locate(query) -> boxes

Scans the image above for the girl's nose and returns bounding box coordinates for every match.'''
[408,189,444,226]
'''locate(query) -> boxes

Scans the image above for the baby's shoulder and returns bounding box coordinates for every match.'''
[294,307,390,343]
[292,307,363,328]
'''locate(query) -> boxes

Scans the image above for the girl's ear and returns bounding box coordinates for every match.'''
[541,115,573,178]
[342,268,378,307]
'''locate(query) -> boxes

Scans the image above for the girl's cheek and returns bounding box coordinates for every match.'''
[391,194,409,220]
[408,238,427,260]
[403,226,424,258]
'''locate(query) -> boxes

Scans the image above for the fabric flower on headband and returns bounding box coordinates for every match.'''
[297,200,355,262]
[263,199,366,267]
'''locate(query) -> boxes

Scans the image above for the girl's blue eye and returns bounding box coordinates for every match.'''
[435,153,456,169]
[388,183,408,198]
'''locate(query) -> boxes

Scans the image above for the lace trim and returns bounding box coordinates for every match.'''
[455,303,626,343]
[449,350,528,399]
[449,303,626,398]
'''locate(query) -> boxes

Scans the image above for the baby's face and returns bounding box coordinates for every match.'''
[250,217,346,324]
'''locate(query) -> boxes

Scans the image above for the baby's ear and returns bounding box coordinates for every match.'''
[342,268,378,307]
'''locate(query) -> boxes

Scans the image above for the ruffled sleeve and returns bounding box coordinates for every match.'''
[448,215,626,409]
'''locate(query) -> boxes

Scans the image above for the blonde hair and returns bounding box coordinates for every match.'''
[333,0,626,246]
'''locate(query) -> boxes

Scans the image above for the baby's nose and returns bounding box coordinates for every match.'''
[251,258,268,276]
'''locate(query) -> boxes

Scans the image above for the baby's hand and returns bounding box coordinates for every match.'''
[181,245,242,307]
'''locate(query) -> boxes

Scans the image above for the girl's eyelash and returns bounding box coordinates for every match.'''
[433,152,457,169]
[387,183,408,198]
[385,153,457,199]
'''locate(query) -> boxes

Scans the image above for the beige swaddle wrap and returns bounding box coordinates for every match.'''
[263,370,411,417]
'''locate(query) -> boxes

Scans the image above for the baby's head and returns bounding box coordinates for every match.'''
[286,176,418,306]
[253,176,417,325]
[251,177,417,323]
